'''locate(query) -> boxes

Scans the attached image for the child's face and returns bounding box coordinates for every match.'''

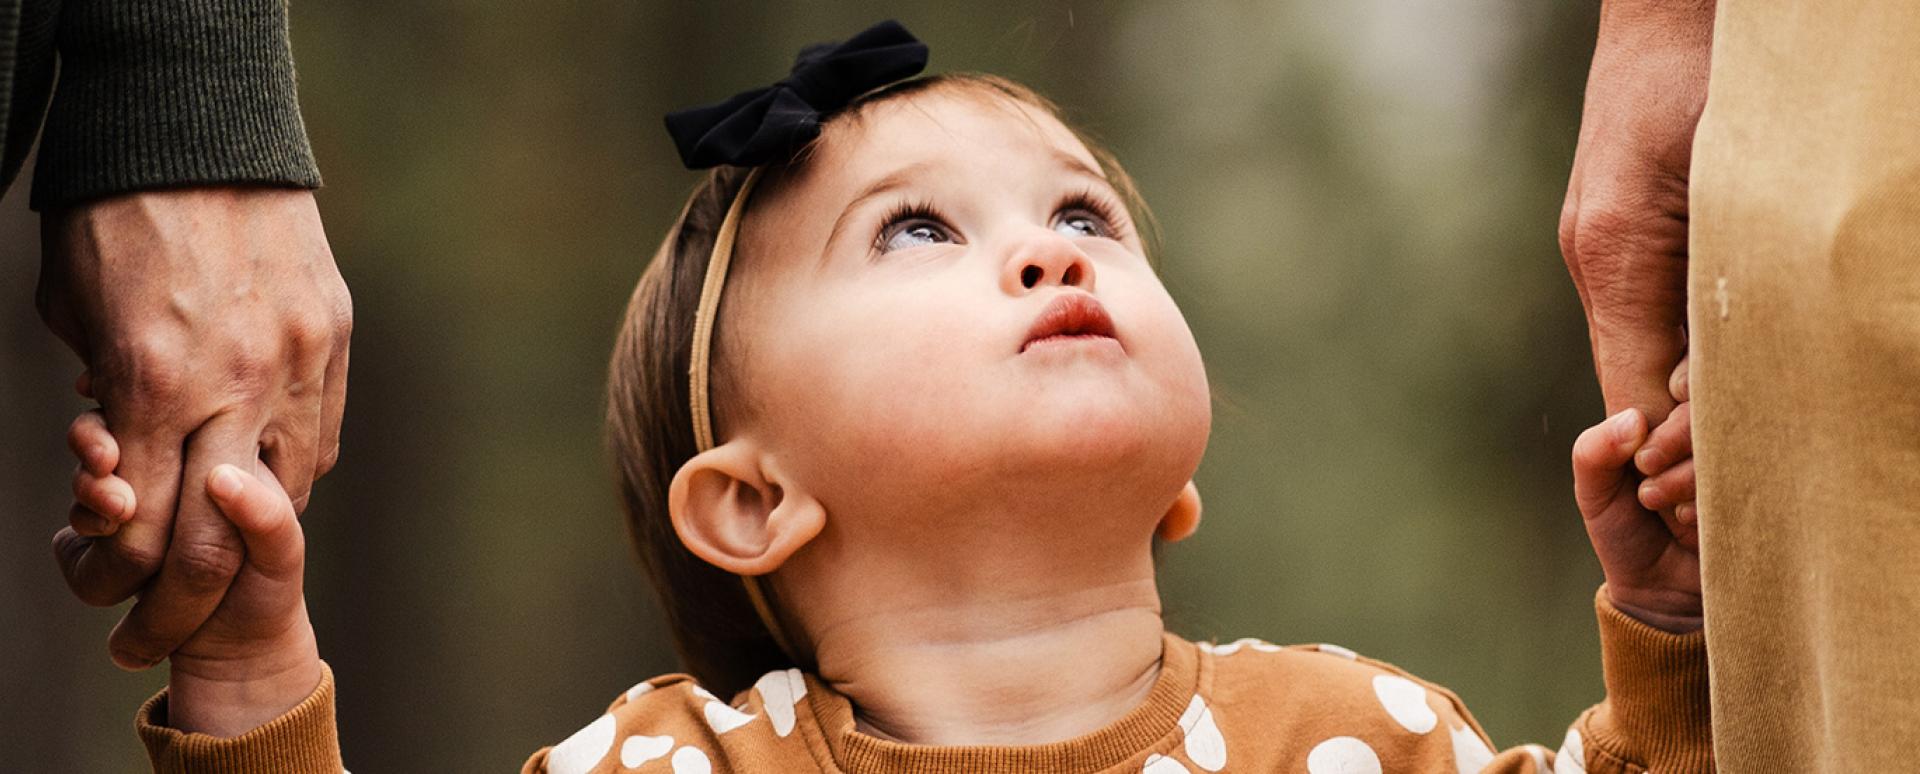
[726,87,1210,543]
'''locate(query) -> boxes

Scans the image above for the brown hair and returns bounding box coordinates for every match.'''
[606,72,1156,696]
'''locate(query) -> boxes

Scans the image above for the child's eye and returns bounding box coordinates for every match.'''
[1052,190,1125,240]
[1055,212,1109,239]
[876,201,957,254]
[881,220,954,252]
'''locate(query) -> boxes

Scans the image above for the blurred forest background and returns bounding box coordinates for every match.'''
[1,1,1611,769]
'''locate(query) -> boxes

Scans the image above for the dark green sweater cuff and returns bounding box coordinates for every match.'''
[30,0,320,211]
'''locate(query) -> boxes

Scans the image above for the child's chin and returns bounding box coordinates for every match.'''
[1000,394,1204,470]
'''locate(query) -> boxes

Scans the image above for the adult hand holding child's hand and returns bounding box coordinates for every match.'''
[39,186,349,671]
[68,411,321,738]
[1572,358,1701,634]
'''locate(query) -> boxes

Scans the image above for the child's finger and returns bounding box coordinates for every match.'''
[1638,459,1696,511]
[1634,401,1692,476]
[1670,355,1690,403]
[1572,408,1646,517]
[71,466,136,524]
[65,410,119,477]
[204,464,304,579]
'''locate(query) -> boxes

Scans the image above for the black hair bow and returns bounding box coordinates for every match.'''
[664,20,929,169]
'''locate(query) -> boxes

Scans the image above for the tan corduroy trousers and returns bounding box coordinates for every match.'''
[1690,1,1920,771]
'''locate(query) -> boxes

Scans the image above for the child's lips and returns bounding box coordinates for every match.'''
[1021,293,1120,354]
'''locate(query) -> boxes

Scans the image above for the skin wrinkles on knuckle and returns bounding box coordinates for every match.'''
[1568,192,1687,262]
[166,538,247,594]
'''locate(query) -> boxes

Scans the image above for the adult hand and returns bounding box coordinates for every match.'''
[37,186,349,670]
[1558,0,1715,423]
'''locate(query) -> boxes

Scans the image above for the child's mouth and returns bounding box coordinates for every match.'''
[1021,293,1119,353]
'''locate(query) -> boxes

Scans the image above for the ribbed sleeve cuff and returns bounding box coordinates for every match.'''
[137,661,344,774]
[30,0,321,210]
[1583,585,1713,772]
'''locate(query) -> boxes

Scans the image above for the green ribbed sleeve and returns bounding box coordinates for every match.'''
[29,0,320,210]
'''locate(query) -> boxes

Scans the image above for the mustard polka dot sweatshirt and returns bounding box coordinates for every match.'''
[133,587,1709,773]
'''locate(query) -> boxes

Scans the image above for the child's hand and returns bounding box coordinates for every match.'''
[67,411,322,737]
[1571,358,1701,633]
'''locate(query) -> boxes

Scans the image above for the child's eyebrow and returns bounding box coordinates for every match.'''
[825,161,934,248]
[1050,149,1108,186]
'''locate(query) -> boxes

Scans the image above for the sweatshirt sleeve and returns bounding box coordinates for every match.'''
[136,661,345,774]
[29,0,321,210]
[1457,586,1712,773]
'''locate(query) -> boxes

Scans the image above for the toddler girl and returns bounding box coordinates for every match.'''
[74,20,1709,774]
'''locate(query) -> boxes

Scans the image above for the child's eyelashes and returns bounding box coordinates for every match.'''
[871,188,1131,256]
[1054,187,1127,241]
[875,200,956,254]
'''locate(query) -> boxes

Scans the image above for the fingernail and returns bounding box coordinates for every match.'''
[88,444,107,467]
[1610,408,1638,433]
[106,494,128,519]
[1635,447,1663,472]
[1638,480,1660,505]
[110,649,156,672]
[1677,503,1697,525]
[79,512,110,535]
[209,466,242,498]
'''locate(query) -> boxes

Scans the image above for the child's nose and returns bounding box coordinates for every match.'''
[1000,229,1095,295]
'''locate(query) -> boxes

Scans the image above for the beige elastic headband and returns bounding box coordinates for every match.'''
[686,168,798,659]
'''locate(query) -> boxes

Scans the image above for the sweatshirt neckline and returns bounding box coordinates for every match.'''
[803,632,1202,774]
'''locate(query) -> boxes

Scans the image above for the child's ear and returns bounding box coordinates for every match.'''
[668,440,825,576]
[1156,481,1203,542]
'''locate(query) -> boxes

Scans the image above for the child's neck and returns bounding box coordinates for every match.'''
[806,575,1167,746]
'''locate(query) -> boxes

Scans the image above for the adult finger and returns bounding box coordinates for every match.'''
[1564,206,1690,423]
[66,410,118,477]
[1670,354,1691,403]
[1639,459,1697,511]
[55,419,182,607]
[71,467,136,531]
[314,341,350,483]
[262,381,325,516]
[1634,401,1692,476]
[106,412,261,670]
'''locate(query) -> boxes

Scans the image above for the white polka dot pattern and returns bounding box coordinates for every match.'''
[1555,727,1587,774]
[545,714,617,774]
[1317,643,1359,660]
[703,698,755,734]
[1372,675,1438,734]
[620,734,673,768]
[1142,752,1193,774]
[1202,637,1282,656]
[754,668,808,738]
[671,746,712,774]
[1449,723,1495,772]
[1177,695,1227,771]
[1307,736,1383,774]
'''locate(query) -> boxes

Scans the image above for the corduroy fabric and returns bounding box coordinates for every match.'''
[1689,0,1920,770]
[0,0,320,211]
